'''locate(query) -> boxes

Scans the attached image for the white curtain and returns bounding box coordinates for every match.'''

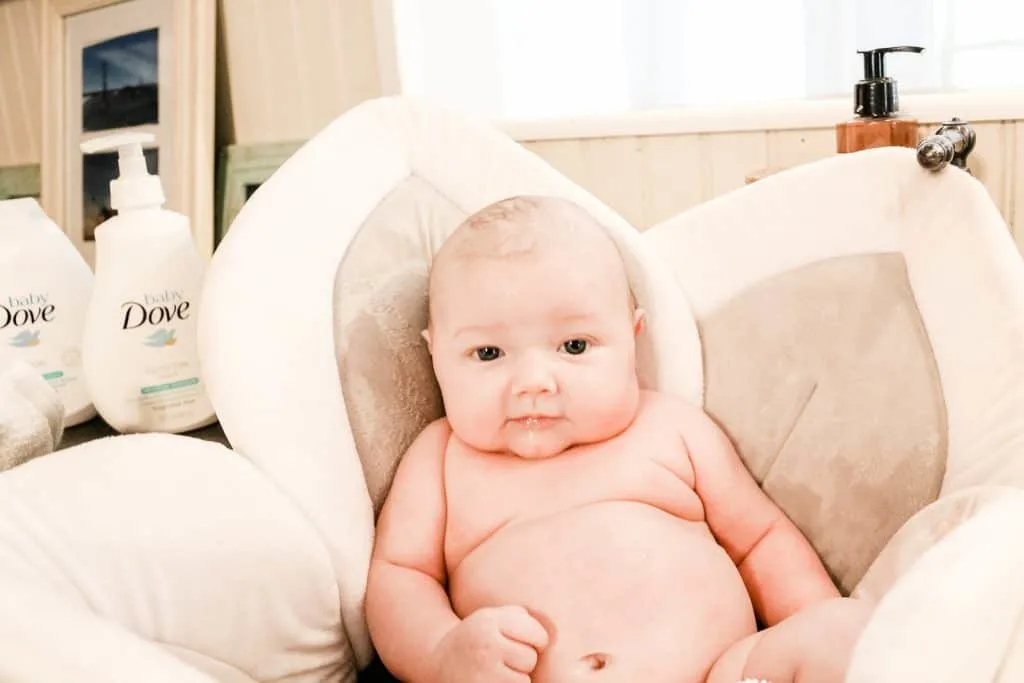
[391,0,1024,119]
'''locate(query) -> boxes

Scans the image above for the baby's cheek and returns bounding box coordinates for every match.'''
[582,362,631,399]
[444,382,505,446]
[580,363,639,423]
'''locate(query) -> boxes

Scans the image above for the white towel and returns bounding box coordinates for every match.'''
[0,360,64,471]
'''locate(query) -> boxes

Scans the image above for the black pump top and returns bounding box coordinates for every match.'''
[854,46,924,118]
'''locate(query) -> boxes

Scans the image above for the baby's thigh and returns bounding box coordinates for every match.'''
[707,597,874,683]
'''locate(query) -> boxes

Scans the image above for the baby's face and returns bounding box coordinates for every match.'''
[426,247,643,459]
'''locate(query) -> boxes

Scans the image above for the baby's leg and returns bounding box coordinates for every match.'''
[706,597,873,683]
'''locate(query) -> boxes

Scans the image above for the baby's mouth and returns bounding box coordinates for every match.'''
[511,415,556,429]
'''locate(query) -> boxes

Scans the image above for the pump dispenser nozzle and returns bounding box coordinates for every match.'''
[854,46,924,118]
[80,132,164,212]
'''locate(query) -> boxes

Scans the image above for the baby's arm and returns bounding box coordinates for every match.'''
[365,418,459,682]
[673,399,839,627]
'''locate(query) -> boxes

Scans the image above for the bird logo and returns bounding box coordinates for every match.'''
[9,330,40,347]
[143,328,177,347]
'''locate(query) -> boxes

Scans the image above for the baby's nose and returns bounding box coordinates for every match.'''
[512,360,557,396]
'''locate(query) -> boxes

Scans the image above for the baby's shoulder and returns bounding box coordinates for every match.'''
[418,415,453,440]
[398,416,453,466]
[637,390,724,440]
[638,389,705,421]
[638,390,734,461]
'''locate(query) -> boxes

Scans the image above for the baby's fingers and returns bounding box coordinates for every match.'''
[497,670,531,683]
[501,640,540,674]
[497,605,550,651]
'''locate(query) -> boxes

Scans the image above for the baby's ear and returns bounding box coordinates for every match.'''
[421,328,433,353]
[633,308,646,337]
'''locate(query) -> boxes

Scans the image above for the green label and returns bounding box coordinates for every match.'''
[140,377,199,395]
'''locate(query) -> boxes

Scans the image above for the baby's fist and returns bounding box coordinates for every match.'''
[430,605,549,683]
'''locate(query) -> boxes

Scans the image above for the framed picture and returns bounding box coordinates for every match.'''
[215,141,303,246]
[0,165,41,201]
[41,0,215,265]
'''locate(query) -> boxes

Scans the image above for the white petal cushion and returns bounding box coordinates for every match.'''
[0,434,346,682]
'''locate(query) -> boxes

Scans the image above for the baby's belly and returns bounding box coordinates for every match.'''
[449,501,757,683]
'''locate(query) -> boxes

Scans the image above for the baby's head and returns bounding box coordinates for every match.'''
[423,195,645,459]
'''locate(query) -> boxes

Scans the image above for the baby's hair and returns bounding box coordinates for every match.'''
[447,194,601,261]
[426,194,639,327]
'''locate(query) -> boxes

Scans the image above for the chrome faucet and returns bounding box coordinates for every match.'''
[916,117,976,173]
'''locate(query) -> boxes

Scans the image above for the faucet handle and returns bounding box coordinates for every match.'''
[917,117,977,173]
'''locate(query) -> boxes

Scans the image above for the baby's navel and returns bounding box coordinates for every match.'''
[582,652,609,671]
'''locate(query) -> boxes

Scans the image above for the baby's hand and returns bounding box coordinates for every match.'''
[430,605,549,683]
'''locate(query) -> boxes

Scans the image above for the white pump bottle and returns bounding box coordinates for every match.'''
[79,132,216,434]
[0,198,96,426]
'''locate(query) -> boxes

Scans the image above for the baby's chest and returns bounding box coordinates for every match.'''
[444,429,702,560]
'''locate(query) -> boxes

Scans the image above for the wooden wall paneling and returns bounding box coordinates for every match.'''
[331,0,384,114]
[218,0,267,144]
[997,122,1016,229]
[765,127,835,170]
[637,133,704,228]
[702,131,769,200]
[0,0,42,167]
[581,136,648,227]
[522,137,592,190]
[1012,122,1023,248]
[220,0,302,144]
[965,121,1009,215]
[282,0,333,138]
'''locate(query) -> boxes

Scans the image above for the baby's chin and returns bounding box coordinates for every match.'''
[454,428,571,459]
[504,430,583,459]
[506,442,566,459]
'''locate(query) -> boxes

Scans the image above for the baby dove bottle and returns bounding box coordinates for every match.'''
[79,132,216,434]
[0,198,96,426]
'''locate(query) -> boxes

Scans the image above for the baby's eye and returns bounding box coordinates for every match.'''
[474,346,503,362]
[561,339,588,355]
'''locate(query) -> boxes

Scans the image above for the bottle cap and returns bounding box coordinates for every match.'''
[854,46,924,117]
[80,132,164,211]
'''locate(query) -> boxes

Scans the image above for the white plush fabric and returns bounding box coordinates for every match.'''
[645,148,1024,497]
[643,147,1024,595]
[0,359,64,471]
[0,96,1022,683]
[848,491,1024,683]
[0,434,347,682]
[0,579,219,683]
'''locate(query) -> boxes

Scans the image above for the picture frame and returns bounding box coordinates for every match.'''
[40,0,216,265]
[215,141,303,246]
[0,165,41,201]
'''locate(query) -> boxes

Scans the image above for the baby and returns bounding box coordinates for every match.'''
[365,195,873,683]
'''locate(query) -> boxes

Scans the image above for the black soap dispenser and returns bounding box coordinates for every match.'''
[837,46,924,153]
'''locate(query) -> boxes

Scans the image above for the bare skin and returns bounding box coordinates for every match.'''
[365,196,871,683]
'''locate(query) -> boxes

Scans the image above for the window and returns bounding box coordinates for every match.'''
[390,0,1024,119]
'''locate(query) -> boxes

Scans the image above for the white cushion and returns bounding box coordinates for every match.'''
[0,434,345,682]
[847,491,1024,682]
[645,148,1024,497]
